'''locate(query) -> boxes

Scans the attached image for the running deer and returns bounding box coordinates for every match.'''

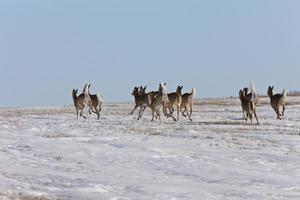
[139,86,162,120]
[180,88,196,121]
[267,86,287,120]
[130,86,152,120]
[239,87,259,125]
[72,84,90,119]
[87,84,103,120]
[166,86,183,121]
[150,83,169,122]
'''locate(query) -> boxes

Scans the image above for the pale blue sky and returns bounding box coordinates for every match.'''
[0,0,299,107]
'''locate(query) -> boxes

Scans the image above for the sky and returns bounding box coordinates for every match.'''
[0,0,299,107]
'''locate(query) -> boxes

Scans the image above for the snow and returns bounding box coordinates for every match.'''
[0,97,300,199]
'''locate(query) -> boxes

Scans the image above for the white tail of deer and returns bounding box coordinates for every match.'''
[191,88,196,99]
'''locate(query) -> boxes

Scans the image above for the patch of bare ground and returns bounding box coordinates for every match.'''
[0,192,56,200]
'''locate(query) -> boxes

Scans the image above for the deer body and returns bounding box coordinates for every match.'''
[181,88,196,121]
[239,87,259,125]
[166,86,183,121]
[267,86,286,119]
[86,84,102,120]
[72,89,87,119]
[130,86,152,120]
[150,83,169,123]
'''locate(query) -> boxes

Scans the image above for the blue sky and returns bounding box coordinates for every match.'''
[0,0,299,107]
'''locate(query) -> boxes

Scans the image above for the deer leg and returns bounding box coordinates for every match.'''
[140,106,147,119]
[96,108,100,120]
[176,105,180,121]
[166,105,173,118]
[137,107,141,120]
[169,105,176,121]
[130,105,138,115]
[170,105,175,116]
[151,108,155,122]
[91,107,98,114]
[164,105,170,117]
[76,108,79,120]
[188,108,193,121]
[276,108,281,120]
[254,112,259,125]
[190,105,193,117]
[181,106,187,117]
[272,105,280,119]
[137,107,144,120]
[185,106,190,119]
[157,110,161,123]
[241,108,246,121]
[80,109,86,119]
[282,104,285,117]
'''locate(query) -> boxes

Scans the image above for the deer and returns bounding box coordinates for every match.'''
[150,83,170,123]
[239,87,259,125]
[165,86,183,121]
[180,88,196,121]
[87,84,103,120]
[72,89,86,120]
[130,86,152,120]
[72,84,90,120]
[267,86,287,120]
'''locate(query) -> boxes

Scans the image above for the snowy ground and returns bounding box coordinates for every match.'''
[0,97,300,200]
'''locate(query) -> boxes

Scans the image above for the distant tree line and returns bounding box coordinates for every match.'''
[287,90,300,96]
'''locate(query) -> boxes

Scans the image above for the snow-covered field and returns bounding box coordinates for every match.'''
[0,97,300,200]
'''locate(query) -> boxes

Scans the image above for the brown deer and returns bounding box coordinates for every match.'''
[72,84,90,120]
[180,88,196,121]
[239,87,259,125]
[87,84,103,120]
[72,89,86,119]
[166,86,183,121]
[130,86,152,120]
[267,86,287,120]
[150,83,169,123]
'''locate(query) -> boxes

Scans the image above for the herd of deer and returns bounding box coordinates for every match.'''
[130,83,196,122]
[72,83,287,125]
[239,83,287,125]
